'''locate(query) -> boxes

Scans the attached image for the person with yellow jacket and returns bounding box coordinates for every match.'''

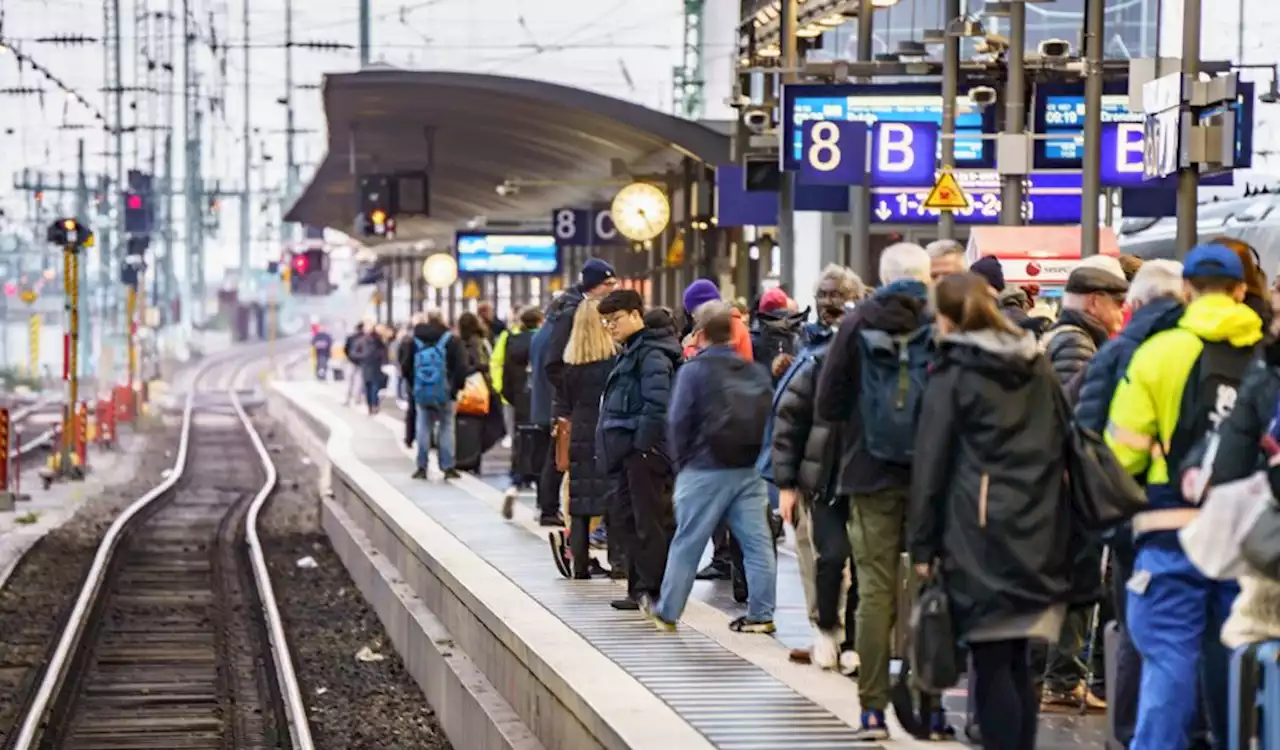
[491,319,522,449]
[1104,244,1263,750]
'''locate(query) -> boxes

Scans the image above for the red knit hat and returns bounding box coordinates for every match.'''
[759,288,790,313]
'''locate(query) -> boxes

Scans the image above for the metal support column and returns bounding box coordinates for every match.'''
[1176,0,1202,256]
[850,0,875,274]
[777,0,798,293]
[111,0,125,345]
[74,141,92,378]
[1081,0,1106,255]
[359,0,372,68]
[939,0,960,240]
[240,0,252,273]
[1001,0,1027,225]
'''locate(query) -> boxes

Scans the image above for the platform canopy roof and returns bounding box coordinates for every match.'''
[285,68,730,249]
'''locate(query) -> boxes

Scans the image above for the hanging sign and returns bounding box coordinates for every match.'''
[797,120,868,186]
[923,171,971,211]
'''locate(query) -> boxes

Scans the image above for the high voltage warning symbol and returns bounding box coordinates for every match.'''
[923,171,971,211]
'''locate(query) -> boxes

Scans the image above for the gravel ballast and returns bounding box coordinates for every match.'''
[258,413,451,750]
[0,419,183,740]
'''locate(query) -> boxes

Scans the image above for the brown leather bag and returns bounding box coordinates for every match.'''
[554,417,572,473]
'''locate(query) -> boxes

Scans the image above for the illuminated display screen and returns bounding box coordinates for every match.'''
[454,232,559,274]
[783,83,996,171]
[1040,94,1140,162]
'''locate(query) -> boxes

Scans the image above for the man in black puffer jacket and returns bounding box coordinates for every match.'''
[597,289,683,612]
[1043,266,1128,404]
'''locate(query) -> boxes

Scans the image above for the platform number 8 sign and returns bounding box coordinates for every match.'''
[554,209,581,243]
[798,119,868,187]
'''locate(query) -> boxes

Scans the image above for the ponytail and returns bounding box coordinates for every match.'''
[937,273,1018,335]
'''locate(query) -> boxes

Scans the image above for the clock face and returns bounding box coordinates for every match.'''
[610,182,670,242]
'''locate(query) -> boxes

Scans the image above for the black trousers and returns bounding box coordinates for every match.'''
[810,495,860,646]
[569,515,592,577]
[971,639,1039,750]
[536,435,563,519]
[515,424,547,487]
[1109,532,1141,747]
[610,452,674,601]
[710,524,732,568]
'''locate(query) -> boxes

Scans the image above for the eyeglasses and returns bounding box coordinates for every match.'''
[601,316,618,329]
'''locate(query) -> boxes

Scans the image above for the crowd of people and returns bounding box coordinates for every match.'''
[317,236,1280,750]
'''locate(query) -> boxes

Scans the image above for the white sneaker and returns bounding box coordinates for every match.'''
[812,629,840,670]
[501,436,513,449]
[839,650,860,676]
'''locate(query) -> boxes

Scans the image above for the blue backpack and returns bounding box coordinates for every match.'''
[414,332,452,407]
[857,325,933,464]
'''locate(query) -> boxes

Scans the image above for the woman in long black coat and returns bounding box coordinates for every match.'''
[550,298,617,579]
[910,272,1083,750]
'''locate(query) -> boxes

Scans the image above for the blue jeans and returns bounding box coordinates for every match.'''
[656,467,777,623]
[364,377,380,408]
[415,401,457,471]
[1127,542,1239,750]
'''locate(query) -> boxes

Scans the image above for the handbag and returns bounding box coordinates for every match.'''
[457,372,491,417]
[1180,472,1271,580]
[908,579,960,694]
[554,417,572,473]
[1049,372,1148,531]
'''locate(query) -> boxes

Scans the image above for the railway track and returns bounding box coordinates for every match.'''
[4,351,313,750]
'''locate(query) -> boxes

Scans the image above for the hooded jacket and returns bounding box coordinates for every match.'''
[1106,294,1263,539]
[682,307,754,361]
[909,329,1081,638]
[814,280,932,495]
[1042,308,1111,401]
[597,324,683,473]
[770,325,841,495]
[398,321,469,400]
[530,290,581,426]
[1075,296,1184,434]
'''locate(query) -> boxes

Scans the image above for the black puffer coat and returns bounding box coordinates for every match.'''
[1211,340,1280,492]
[565,357,616,517]
[909,329,1086,639]
[771,341,839,495]
[1042,309,1109,402]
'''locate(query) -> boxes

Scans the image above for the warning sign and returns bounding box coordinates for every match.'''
[923,171,971,211]
[463,279,481,300]
[19,289,37,305]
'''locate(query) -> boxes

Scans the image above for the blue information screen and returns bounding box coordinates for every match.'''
[1040,94,1140,162]
[1033,82,1254,170]
[455,232,559,274]
[783,83,996,171]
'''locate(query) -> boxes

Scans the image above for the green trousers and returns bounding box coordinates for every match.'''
[848,487,907,713]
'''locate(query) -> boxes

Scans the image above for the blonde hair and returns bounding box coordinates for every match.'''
[563,298,617,365]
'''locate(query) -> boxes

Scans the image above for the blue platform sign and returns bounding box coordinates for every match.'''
[869,121,938,188]
[782,83,995,172]
[798,120,868,186]
[551,207,625,246]
[1033,81,1254,171]
[870,172,1084,225]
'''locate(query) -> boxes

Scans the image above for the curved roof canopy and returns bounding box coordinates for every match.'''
[286,69,729,246]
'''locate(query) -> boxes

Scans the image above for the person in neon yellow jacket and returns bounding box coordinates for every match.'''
[491,315,524,448]
[1103,244,1262,750]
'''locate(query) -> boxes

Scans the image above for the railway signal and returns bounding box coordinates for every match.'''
[49,217,88,481]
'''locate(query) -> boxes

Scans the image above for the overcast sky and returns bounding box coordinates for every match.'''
[0,0,727,276]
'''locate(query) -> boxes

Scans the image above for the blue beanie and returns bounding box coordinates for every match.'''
[683,278,721,314]
[580,258,617,291]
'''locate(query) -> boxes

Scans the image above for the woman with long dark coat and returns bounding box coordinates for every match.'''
[910,272,1086,750]
[454,312,506,473]
[549,298,617,579]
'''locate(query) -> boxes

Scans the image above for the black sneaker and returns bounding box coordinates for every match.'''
[548,531,571,579]
[610,598,640,611]
[538,513,565,528]
[728,616,776,634]
[443,468,461,480]
[695,563,731,580]
[411,468,427,480]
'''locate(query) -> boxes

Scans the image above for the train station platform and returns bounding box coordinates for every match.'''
[268,379,951,750]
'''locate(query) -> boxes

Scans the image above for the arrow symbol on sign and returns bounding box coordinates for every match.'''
[875,201,892,221]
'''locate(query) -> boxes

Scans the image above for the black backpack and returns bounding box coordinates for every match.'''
[1165,339,1256,480]
[703,355,773,468]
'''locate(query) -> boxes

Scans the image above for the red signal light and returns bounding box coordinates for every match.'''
[292,255,309,275]
[127,194,143,210]
[3,282,15,297]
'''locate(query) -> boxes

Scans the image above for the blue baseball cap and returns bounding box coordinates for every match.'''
[1183,244,1244,281]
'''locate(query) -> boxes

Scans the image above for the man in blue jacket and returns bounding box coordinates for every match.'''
[598,289,682,611]
[529,259,618,526]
